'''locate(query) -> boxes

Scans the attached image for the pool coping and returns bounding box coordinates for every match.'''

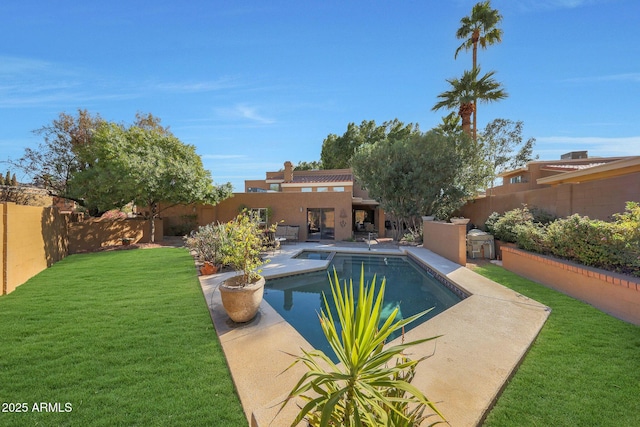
[199,242,551,427]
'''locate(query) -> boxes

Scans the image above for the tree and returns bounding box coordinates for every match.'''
[432,67,507,137]
[433,112,463,138]
[455,0,503,141]
[294,160,322,171]
[10,109,104,200]
[320,119,420,169]
[70,122,232,242]
[480,118,538,190]
[352,131,488,239]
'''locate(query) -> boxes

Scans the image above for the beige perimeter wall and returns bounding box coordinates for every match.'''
[68,218,163,254]
[1,202,69,295]
[460,172,640,227]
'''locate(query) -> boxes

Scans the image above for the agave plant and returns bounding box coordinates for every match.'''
[280,266,446,427]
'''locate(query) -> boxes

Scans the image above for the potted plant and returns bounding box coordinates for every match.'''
[184,223,226,275]
[218,211,272,323]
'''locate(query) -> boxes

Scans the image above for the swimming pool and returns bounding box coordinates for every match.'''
[264,252,464,361]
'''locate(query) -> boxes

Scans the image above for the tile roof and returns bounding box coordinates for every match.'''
[291,173,353,183]
[542,162,607,172]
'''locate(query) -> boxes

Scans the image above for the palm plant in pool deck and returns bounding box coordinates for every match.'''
[281,266,446,426]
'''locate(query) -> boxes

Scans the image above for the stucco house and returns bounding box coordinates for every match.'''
[162,161,386,241]
[460,151,640,226]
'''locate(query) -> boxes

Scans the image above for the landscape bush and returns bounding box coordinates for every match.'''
[486,202,640,277]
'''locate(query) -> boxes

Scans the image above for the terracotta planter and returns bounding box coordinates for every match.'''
[219,274,265,323]
[200,262,218,276]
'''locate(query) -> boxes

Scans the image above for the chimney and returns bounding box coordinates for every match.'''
[284,161,293,182]
[561,151,588,160]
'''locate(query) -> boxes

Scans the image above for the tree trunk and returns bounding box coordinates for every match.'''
[150,203,157,243]
[472,29,479,143]
[459,103,475,136]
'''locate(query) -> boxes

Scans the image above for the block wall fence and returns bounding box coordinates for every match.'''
[1,202,161,295]
[502,246,640,326]
[422,219,467,266]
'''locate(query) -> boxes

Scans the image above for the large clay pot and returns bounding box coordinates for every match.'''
[219,274,265,323]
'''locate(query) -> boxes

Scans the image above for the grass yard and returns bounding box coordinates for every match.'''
[476,263,640,427]
[0,248,246,427]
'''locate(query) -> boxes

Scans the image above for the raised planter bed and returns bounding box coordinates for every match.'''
[502,246,640,325]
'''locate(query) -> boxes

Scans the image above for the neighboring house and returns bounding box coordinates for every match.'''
[460,151,640,226]
[161,161,386,241]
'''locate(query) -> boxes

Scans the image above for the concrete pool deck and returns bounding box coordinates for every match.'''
[199,242,551,427]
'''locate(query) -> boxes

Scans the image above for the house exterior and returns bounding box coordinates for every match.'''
[460,151,640,226]
[161,161,386,241]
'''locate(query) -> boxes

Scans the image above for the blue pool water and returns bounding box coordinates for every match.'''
[264,252,463,361]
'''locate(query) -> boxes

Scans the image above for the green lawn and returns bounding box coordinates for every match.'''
[0,248,246,427]
[476,263,640,427]
[4,250,639,427]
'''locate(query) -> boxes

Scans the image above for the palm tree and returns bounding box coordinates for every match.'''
[454,1,503,141]
[432,68,507,137]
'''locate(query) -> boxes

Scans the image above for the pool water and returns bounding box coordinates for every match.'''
[264,253,463,361]
[293,250,333,260]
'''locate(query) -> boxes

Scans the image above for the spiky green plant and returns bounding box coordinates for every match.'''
[281,266,446,426]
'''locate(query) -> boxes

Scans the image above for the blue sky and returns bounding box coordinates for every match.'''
[1,0,638,191]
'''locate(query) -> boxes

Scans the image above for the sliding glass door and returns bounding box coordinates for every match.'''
[307,208,335,241]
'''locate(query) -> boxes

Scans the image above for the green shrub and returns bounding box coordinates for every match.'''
[545,215,615,268]
[484,211,500,234]
[490,205,534,243]
[514,222,548,253]
[488,202,639,277]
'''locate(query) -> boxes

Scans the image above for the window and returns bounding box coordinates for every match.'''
[333,186,345,192]
[317,187,328,192]
[301,187,312,192]
[269,183,280,192]
[509,175,523,184]
[249,208,270,224]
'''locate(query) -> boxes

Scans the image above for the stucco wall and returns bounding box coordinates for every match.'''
[460,172,640,227]
[162,191,357,241]
[1,202,68,295]
[502,246,640,325]
[68,218,162,254]
[422,220,467,266]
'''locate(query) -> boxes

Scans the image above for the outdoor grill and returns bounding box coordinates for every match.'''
[466,229,495,260]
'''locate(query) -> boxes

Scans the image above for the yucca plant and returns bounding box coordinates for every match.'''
[280,266,446,426]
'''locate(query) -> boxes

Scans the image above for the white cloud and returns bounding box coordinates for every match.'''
[152,77,240,93]
[214,104,275,124]
[0,56,51,76]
